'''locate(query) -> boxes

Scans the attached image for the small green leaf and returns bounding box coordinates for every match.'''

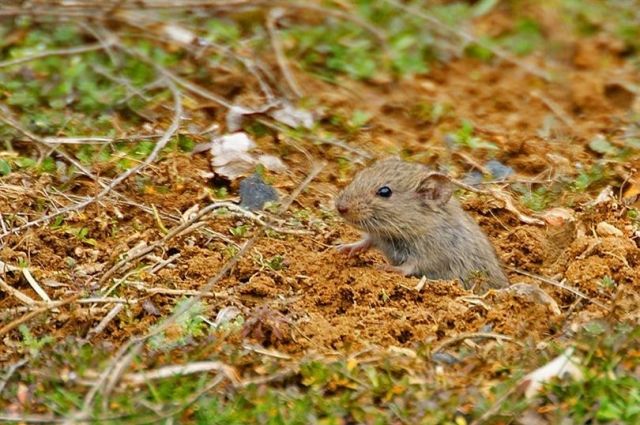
[50,215,64,229]
[465,41,494,61]
[583,321,606,335]
[597,400,623,421]
[0,159,11,176]
[230,224,249,237]
[460,120,474,138]
[15,157,37,168]
[350,110,371,128]
[500,19,543,56]
[205,19,240,43]
[267,255,285,271]
[132,140,155,158]
[589,136,619,155]
[177,134,196,152]
[40,156,56,173]
[573,165,605,191]
[76,145,95,164]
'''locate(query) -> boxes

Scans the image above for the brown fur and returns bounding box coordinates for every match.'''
[335,158,508,292]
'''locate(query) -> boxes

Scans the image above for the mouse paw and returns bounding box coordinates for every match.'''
[335,238,372,257]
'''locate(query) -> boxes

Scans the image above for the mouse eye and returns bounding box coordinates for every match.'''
[376,186,392,198]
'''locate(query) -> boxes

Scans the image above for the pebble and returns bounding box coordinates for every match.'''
[485,159,514,180]
[541,207,575,227]
[431,352,460,365]
[239,173,279,211]
[596,221,623,237]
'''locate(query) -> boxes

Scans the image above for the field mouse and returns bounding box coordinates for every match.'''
[335,158,509,292]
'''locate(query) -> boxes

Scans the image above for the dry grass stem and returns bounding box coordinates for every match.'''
[0,106,101,183]
[128,282,229,299]
[0,359,28,394]
[242,344,292,360]
[0,413,66,424]
[21,268,51,302]
[267,8,303,98]
[87,303,125,338]
[0,43,110,68]
[98,201,280,285]
[0,277,37,306]
[122,361,238,385]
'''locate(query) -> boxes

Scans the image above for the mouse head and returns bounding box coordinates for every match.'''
[335,158,453,237]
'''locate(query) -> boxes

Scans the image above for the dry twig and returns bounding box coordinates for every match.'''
[99,200,309,285]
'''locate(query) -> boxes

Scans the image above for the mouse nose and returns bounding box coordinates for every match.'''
[336,200,348,215]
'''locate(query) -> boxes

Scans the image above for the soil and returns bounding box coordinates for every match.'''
[1,27,640,376]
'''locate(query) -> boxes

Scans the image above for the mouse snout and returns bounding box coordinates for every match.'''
[335,198,349,215]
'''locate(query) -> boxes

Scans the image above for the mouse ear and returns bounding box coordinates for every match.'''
[417,172,453,206]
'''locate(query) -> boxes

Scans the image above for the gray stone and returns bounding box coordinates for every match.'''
[239,173,278,211]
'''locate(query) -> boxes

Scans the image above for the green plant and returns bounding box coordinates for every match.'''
[282,1,478,80]
[447,120,498,150]
[560,0,640,52]
[212,186,229,199]
[67,227,98,246]
[149,299,207,351]
[500,18,544,56]
[0,158,12,175]
[19,325,54,356]
[590,135,640,160]
[542,325,640,423]
[266,255,285,271]
[230,224,249,237]
[573,164,605,191]
[410,101,451,124]
[599,275,616,289]
[349,110,371,130]
[519,187,552,211]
